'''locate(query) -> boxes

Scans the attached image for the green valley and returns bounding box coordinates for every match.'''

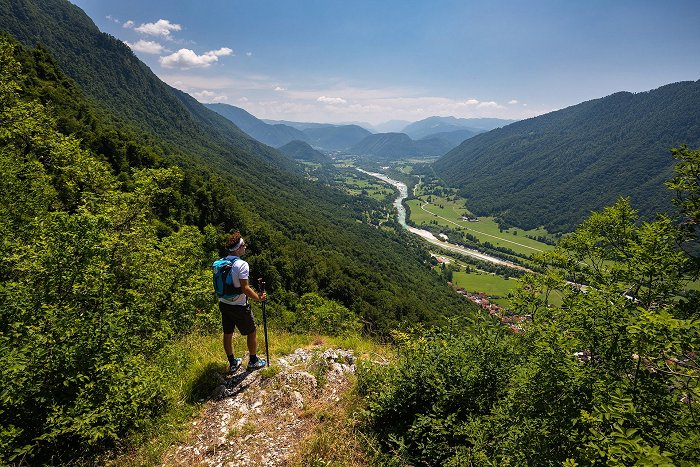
[1,1,699,465]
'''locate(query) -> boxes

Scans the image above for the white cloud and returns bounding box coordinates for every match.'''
[246,52,253,57]
[508,99,519,105]
[317,96,347,105]
[238,97,249,103]
[465,99,480,105]
[192,89,228,102]
[193,90,215,98]
[159,47,233,69]
[123,20,134,29]
[135,19,182,38]
[124,39,166,54]
[477,101,501,109]
[274,86,286,91]
[106,15,120,24]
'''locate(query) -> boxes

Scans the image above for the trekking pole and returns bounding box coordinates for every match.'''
[257,278,270,367]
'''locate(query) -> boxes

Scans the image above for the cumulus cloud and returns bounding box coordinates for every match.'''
[465,99,480,105]
[317,96,347,105]
[192,89,228,102]
[159,47,233,69]
[477,101,500,109]
[135,19,181,38]
[274,86,286,91]
[124,39,166,54]
[123,20,134,28]
[508,99,519,105]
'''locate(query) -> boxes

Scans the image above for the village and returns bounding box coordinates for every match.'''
[449,284,530,334]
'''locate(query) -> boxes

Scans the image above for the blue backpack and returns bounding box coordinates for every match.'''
[212,255,243,299]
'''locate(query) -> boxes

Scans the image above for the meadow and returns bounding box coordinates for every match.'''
[406,195,556,257]
[335,173,396,202]
[450,269,516,307]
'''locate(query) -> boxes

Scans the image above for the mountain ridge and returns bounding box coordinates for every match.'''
[278,140,329,163]
[433,81,700,232]
[402,116,516,139]
[349,132,455,159]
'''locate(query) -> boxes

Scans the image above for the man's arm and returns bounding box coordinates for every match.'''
[239,278,266,301]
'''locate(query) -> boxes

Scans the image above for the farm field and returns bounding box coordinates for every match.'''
[451,270,516,307]
[451,269,565,308]
[406,196,556,257]
[336,174,395,202]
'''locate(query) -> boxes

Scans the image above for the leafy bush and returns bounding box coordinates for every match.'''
[0,38,212,464]
[280,292,362,336]
[358,323,520,465]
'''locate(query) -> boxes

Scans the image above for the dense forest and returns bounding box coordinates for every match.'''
[433,81,700,232]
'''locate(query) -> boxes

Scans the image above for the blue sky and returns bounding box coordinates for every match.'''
[70,0,700,126]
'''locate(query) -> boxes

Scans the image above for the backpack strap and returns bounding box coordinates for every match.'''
[224,255,243,293]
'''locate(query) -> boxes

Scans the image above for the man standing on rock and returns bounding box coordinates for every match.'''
[219,231,267,372]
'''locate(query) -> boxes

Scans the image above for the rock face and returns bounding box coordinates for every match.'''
[161,347,356,466]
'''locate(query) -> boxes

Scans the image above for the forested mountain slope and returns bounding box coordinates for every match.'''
[0,0,294,172]
[421,128,482,147]
[278,140,329,163]
[205,103,308,148]
[433,81,700,232]
[302,124,372,150]
[0,1,473,348]
[350,132,454,158]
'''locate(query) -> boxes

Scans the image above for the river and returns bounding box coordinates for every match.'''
[357,169,527,270]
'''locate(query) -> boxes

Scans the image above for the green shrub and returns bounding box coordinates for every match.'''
[281,292,362,336]
[359,323,520,465]
[0,39,213,464]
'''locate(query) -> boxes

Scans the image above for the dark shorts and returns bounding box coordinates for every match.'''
[219,301,256,335]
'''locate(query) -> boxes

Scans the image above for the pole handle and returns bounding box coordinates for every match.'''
[257,278,266,301]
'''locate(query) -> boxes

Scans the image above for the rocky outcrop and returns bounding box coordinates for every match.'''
[162,347,356,466]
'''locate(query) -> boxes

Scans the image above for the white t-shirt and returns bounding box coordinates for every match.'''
[219,257,249,306]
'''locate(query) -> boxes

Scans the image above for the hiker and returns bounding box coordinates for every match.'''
[219,231,267,372]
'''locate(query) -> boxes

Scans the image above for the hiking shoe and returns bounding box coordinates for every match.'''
[247,358,266,371]
[228,358,242,373]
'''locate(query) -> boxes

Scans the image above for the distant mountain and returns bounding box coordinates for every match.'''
[260,119,373,150]
[205,103,307,148]
[373,120,412,133]
[402,116,516,140]
[302,124,372,151]
[433,81,700,232]
[349,132,454,159]
[420,128,483,147]
[262,120,336,131]
[278,140,328,163]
